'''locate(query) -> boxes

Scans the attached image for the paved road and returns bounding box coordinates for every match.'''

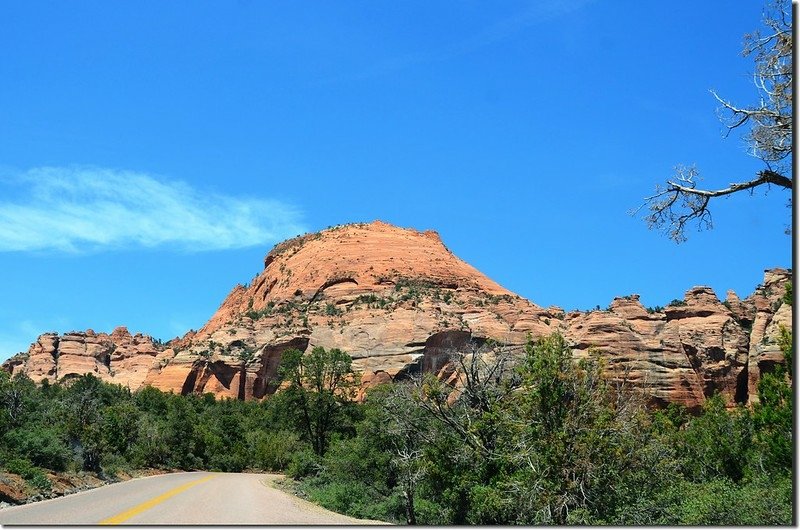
[0,472,382,525]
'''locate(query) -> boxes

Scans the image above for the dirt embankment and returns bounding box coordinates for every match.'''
[0,469,168,508]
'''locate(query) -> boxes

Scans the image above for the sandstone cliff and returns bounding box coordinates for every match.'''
[2,221,792,410]
[3,327,161,390]
[564,269,791,409]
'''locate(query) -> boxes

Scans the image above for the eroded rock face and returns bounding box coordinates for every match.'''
[1,221,792,410]
[141,221,555,400]
[3,327,161,390]
[565,287,753,411]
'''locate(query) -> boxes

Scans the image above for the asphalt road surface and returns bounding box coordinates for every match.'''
[0,472,382,525]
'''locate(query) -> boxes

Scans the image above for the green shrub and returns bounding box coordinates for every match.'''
[306,480,369,516]
[286,447,320,479]
[100,452,130,478]
[664,477,792,525]
[247,430,302,471]
[303,479,410,523]
[27,471,52,491]
[4,457,52,491]
[4,456,35,476]
[3,427,70,472]
[466,483,516,524]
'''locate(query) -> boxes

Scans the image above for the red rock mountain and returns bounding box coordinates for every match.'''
[2,221,792,410]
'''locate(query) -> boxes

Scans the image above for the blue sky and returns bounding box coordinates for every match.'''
[0,1,792,360]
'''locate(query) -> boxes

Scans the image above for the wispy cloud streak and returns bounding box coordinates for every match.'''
[0,167,306,252]
[321,0,595,84]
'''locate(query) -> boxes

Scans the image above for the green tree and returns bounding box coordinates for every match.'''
[401,333,664,524]
[63,375,108,471]
[101,401,141,459]
[365,383,436,524]
[510,334,663,524]
[750,327,792,474]
[129,414,171,469]
[0,373,39,432]
[163,394,201,469]
[678,394,752,483]
[276,347,360,456]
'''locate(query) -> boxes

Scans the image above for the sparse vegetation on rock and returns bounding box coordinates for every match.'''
[0,222,792,412]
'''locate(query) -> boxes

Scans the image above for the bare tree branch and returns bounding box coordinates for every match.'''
[635,0,792,242]
[632,165,792,243]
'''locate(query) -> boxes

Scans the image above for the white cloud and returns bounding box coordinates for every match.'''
[0,166,306,252]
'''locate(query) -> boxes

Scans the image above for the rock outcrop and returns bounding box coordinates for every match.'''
[563,281,777,410]
[3,327,161,391]
[2,221,792,410]
[141,221,555,400]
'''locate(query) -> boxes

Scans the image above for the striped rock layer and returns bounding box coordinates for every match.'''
[2,221,792,410]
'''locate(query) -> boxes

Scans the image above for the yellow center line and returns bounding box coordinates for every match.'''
[99,474,217,525]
